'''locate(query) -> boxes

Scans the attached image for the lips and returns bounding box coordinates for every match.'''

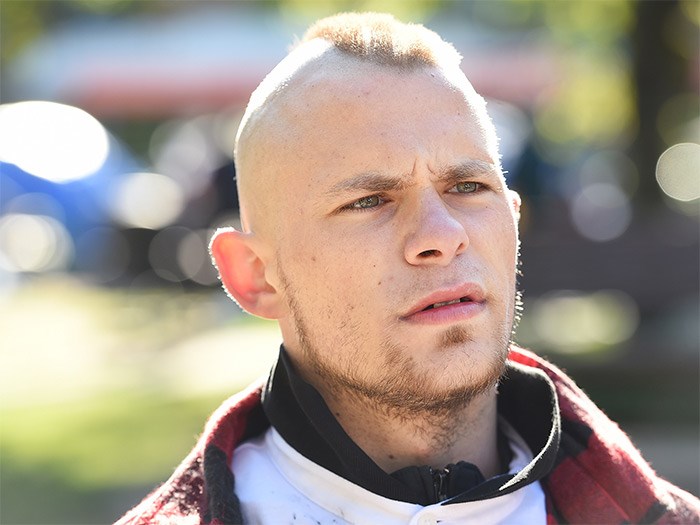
[403,283,486,318]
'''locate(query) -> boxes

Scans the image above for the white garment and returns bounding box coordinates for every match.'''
[231,422,546,525]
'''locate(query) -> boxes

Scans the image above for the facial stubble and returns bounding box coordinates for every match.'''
[277,265,517,423]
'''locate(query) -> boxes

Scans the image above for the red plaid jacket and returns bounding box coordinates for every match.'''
[116,348,700,524]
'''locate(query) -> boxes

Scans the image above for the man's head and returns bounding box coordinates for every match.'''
[211,12,521,417]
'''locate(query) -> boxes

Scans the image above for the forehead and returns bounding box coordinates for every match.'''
[239,53,499,231]
[276,60,495,173]
[280,56,476,128]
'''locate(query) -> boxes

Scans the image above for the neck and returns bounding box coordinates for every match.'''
[318,379,501,477]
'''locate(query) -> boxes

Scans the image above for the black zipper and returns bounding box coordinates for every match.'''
[431,466,450,502]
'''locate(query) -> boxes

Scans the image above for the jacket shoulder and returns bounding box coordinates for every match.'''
[115,380,265,525]
[508,346,700,524]
[115,452,206,525]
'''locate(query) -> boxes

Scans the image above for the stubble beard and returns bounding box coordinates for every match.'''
[278,266,519,425]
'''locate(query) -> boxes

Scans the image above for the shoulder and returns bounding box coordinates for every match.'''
[115,450,207,525]
[115,380,266,525]
[508,346,700,523]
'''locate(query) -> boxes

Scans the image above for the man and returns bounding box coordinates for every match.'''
[117,13,700,525]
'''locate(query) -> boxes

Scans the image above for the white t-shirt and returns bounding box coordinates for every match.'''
[231,422,546,525]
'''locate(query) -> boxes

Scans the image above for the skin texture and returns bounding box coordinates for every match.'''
[211,47,521,476]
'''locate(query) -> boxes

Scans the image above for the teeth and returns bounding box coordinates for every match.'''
[431,298,462,309]
[422,297,473,311]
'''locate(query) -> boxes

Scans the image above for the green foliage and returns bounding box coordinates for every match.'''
[72,0,138,13]
[0,277,277,523]
[273,0,443,22]
[1,391,229,488]
[1,1,46,68]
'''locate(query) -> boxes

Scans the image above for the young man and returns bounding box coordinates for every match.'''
[118,13,700,524]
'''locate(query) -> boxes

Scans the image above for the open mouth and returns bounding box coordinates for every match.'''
[422,297,471,311]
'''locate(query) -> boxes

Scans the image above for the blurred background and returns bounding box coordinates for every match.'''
[0,1,698,523]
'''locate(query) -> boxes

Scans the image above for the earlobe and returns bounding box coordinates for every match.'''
[209,228,286,319]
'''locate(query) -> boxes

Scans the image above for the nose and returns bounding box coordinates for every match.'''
[403,190,469,266]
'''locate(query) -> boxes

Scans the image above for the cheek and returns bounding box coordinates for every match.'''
[478,207,519,268]
[315,221,386,266]
[280,231,365,296]
[315,237,390,309]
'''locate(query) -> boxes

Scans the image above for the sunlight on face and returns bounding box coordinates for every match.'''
[244,58,519,414]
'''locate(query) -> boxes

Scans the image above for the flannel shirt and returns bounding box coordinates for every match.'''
[116,347,700,524]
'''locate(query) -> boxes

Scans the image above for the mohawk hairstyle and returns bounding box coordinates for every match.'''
[300,12,462,69]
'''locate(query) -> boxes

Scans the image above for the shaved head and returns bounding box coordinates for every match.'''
[212,12,521,446]
[233,13,499,238]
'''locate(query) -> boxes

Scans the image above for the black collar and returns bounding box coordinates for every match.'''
[262,346,560,505]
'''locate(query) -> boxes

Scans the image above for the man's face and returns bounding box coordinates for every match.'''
[256,60,520,414]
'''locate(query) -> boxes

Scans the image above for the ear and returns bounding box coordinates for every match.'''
[508,190,521,223]
[209,228,286,319]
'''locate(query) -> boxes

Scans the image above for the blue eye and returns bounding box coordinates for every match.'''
[351,195,383,209]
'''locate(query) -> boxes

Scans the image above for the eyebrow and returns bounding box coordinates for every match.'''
[439,159,501,183]
[324,159,500,198]
[324,172,412,198]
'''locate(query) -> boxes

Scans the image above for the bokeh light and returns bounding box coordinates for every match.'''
[109,171,185,230]
[150,117,221,199]
[0,101,109,183]
[526,289,640,354]
[656,143,700,202]
[177,229,218,286]
[0,213,74,273]
[4,192,66,223]
[534,52,635,164]
[571,182,633,242]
